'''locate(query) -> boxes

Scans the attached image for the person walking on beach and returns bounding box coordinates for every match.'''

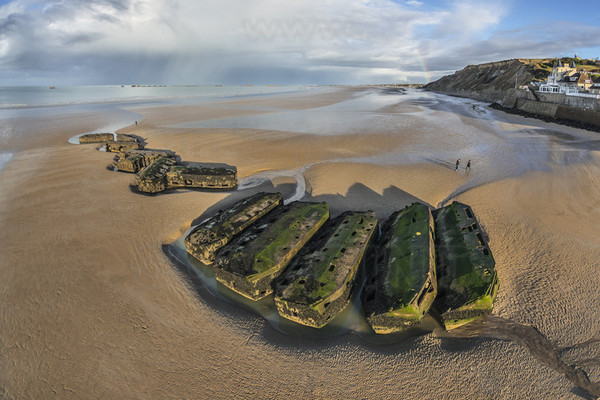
[466,160,471,171]
[455,158,460,171]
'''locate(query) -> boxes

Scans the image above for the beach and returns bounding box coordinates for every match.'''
[1,86,599,399]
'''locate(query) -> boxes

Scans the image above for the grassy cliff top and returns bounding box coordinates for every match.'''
[517,58,600,81]
[425,57,600,95]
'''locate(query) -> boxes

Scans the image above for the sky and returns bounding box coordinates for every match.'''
[0,0,599,85]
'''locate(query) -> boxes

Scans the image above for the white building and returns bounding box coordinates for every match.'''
[539,60,593,94]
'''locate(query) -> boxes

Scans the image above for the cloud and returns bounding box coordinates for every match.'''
[433,0,507,37]
[0,0,597,85]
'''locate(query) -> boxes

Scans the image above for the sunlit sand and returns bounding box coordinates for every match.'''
[1,87,599,399]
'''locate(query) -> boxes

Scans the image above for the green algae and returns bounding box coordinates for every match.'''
[363,203,437,333]
[385,203,432,302]
[250,202,329,277]
[185,192,283,265]
[433,201,498,329]
[213,201,329,300]
[274,211,378,328]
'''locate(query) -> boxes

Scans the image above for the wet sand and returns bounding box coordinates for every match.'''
[1,87,600,399]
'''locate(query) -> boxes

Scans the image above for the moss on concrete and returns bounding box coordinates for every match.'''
[78,133,115,143]
[170,165,234,176]
[115,134,139,142]
[363,203,437,333]
[105,141,143,153]
[79,133,139,145]
[136,159,237,193]
[213,201,329,300]
[115,149,176,173]
[165,163,237,190]
[433,201,498,329]
[135,157,175,193]
[274,211,377,328]
[185,192,283,264]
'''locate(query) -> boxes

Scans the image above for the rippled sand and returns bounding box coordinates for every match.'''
[1,87,600,399]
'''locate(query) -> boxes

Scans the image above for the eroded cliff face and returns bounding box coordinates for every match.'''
[424,59,538,102]
[425,59,600,130]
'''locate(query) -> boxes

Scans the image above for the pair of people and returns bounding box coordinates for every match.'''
[455,159,471,171]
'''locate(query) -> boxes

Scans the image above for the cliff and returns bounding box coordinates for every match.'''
[424,59,543,102]
[425,59,600,130]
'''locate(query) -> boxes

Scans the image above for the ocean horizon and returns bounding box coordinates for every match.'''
[0,84,316,110]
[0,84,324,173]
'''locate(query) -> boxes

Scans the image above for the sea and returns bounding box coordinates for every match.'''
[0,84,315,172]
[0,84,314,109]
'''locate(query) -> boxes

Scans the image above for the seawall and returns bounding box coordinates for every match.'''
[499,89,600,129]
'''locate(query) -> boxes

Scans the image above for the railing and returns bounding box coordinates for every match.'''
[538,85,599,98]
[566,92,600,99]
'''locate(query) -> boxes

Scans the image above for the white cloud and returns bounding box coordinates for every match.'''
[0,0,597,85]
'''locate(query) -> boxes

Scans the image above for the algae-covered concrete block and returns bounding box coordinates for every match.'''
[135,159,237,194]
[78,133,142,151]
[135,157,176,194]
[433,201,498,330]
[363,203,437,333]
[115,149,176,173]
[185,192,283,265]
[105,140,143,153]
[78,133,115,143]
[115,134,139,142]
[166,163,237,190]
[213,201,329,300]
[275,211,377,328]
